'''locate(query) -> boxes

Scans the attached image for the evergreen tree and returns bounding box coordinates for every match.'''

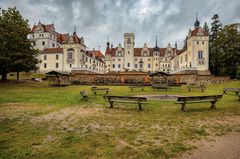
[203,22,209,34]
[0,7,38,81]
[209,14,222,76]
[216,23,240,78]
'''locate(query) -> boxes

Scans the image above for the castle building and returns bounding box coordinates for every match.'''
[29,21,105,74]
[29,17,209,75]
[105,17,209,74]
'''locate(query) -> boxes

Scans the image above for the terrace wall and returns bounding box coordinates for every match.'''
[69,72,230,85]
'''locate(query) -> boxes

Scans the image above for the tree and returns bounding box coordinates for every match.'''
[216,23,240,78]
[209,14,222,76]
[203,22,209,34]
[0,7,38,81]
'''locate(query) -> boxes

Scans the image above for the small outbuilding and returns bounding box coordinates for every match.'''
[46,71,71,87]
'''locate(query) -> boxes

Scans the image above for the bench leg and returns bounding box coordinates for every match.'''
[223,91,226,94]
[142,88,143,92]
[138,103,142,111]
[106,91,109,94]
[181,104,186,112]
[201,89,204,92]
[235,91,239,95]
[110,101,113,108]
[188,88,190,92]
[94,92,96,95]
[210,101,216,109]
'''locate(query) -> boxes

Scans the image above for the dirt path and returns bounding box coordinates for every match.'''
[178,132,240,159]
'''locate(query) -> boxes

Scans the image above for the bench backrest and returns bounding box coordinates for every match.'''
[80,91,87,96]
[92,88,109,91]
[177,95,223,102]
[223,88,240,91]
[104,96,147,102]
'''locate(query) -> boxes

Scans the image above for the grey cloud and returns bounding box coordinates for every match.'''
[0,0,239,52]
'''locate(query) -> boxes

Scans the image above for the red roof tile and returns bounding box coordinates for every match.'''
[191,27,208,36]
[42,48,63,54]
[57,33,69,43]
[32,24,55,33]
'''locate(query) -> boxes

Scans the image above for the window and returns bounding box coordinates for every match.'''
[202,41,204,45]
[52,43,55,47]
[44,55,47,60]
[118,64,121,68]
[140,64,143,68]
[70,64,72,68]
[198,51,203,59]
[165,58,167,61]
[90,59,91,63]
[44,63,47,68]
[50,35,52,38]
[32,41,36,46]
[113,64,115,68]
[32,35,34,38]
[128,51,130,54]
[68,52,72,59]
[148,64,151,68]
[197,41,199,45]
[155,63,158,67]
[86,57,88,62]
[56,55,59,60]
[42,41,45,46]
[135,64,137,68]
[118,58,121,61]
[135,58,138,61]
[127,63,130,67]
[56,63,59,68]
[148,58,151,61]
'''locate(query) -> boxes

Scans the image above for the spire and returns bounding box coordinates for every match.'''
[153,35,159,51]
[38,19,41,25]
[194,12,200,27]
[175,42,177,49]
[73,26,77,35]
[106,36,110,47]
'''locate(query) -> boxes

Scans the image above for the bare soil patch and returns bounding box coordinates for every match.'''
[177,132,240,159]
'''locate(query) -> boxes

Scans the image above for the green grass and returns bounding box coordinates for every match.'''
[0,80,239,159]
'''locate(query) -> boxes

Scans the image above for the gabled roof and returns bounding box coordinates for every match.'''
[32,23,55,33]
[191,27,208,36]
[57,33,69,43]
[109,47,182,57]
[42,48,63,54]
[87,50,105,58]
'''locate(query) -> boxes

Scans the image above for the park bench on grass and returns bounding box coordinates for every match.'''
[223,88,240,95]
[80,91,88,99]
[152,83,169,91]
[103,95,147,110]
[129,86,144,92]
[175,94,223,112]
[187,85,206,92]
[91,87,109,94]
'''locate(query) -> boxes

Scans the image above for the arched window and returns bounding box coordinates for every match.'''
[67,48,74,60]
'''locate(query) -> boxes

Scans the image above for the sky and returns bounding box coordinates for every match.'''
[0,0,239,53]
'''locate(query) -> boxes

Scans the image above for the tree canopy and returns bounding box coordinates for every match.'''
[0,7,38,81]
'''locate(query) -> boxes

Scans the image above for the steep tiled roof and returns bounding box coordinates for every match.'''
[32,24,55,33]
[42,48,63,54]
[57,33,69,43]
[88,50,105,58]
[191,27,208,36]
[110,47,183,57]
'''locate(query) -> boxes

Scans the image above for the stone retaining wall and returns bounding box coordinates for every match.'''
[69,72,230,85]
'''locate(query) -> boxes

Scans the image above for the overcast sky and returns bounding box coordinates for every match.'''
[0,0,239,53]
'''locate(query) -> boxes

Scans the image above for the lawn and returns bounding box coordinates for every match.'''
[0,80,239,159]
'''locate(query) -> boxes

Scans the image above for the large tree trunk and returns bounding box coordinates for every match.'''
[1,72,7,81]
[17,72,20,81]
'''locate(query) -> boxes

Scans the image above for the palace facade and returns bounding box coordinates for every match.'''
[29,22,105,74]
[29,17,209,75]
[105,18,209,74]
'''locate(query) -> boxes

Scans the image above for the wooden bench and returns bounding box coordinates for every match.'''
[175,94,223,112]
[103,95,147,110]
[91,88,109,94]
[129,86,144,92]
[223,88,240,95]
[80,91,88,99]
[187,85,205,92]
[152,83,169,91]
